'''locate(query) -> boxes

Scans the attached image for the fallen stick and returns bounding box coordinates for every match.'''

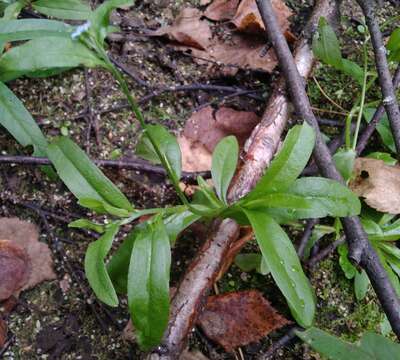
[256,0,400,339]
[149,1,340,358]
[0,155,209,183]
[356,0,400,156]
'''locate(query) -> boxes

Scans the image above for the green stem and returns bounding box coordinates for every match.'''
[352,38,369,150]
[94,45,189,206]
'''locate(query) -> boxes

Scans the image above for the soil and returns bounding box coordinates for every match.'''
[0,0,399,359]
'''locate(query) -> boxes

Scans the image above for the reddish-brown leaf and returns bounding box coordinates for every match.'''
[0,240,30,301]
[0,218,56,294]
[0,318,7,348]
[204,0,240,21]
[197,290,289,352]
[232,0,292,35]
[154,8,212,50]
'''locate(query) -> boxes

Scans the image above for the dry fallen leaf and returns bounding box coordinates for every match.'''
[350,158,400,214]
[0,318,7,348]
[232,0,292,35]
[154,8,212,50]
[0,218,56,292]
[204,0,240,21]
[0,240,30,301]
[197,290,289,352]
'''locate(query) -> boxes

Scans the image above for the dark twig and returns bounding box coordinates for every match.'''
[356,65,400,155]
[357,0,400,156]
[0,334,15,358]
[256,0,400,339]
[0,155,210,182]
[84,68,101,152]
[307,236,346,268]
[297,219,319,259]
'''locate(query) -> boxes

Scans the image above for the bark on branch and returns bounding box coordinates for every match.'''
[149,1,340,358]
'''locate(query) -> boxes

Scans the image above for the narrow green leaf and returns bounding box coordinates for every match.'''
[32,0,91,20]
[88,0,133,45]
[247,123,315,198]
[244,209,315,328]
[387,28,400,53]
[47,137,133,212]
[296,327,373,360]
[359,332,400,359]
[234,253,270,275]
[340,59,364,85]
[136,124,182,180]
[354,269,369,301]
[364,108,395,153]
[333,149,356,181]
[211,136,239,203]
[0,0,25,53]
[0,19,72,42]
[68,218,105,233]
[128,217,171,350]
[0,36,105,82]
[0,81,47,156]
[303,226,334,260]
[338,243,357,279]
[85,223,119,307]
[313,17,342,69]
[366,152,397,165]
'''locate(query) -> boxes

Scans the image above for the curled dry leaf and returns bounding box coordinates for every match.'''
[350,158,400,214]
[0,218,56,293]
[0,240,30,301]
[0,318,6,348]
[154,8,212,50]
[180,106,259,172]
[232,0,292,35]
[203,0,240,21]
[197,290,289,352]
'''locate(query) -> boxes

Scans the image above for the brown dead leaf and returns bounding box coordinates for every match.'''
[232,0,292,35]
[204,0,240,21]
[197,290,289,352]
[154,8,212,50]
[179,135,213,172]
[0,318,7,348]
[349,158,400,214]
[0,218,56,293]
[0,240,30,301]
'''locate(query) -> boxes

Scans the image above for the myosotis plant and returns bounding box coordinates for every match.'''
[0,0,362,350]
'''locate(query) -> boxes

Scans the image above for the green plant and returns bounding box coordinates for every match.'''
[296,326,400,359]
[0,1,362,350]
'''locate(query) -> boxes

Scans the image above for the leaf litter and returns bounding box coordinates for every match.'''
[150,0,293,75]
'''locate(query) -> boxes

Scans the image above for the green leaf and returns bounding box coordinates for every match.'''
[313,17,342,69]
[68,218,105,233]
[136,124,182,180]
[85,223,119,307]
[47,137,133,212]
[0,81,48,156]
[234,253,270,275]
[296,327,373,360]
[338,243,357,279]
[359,332,400,359]
[0,0,25,53]
[0,36,105,82]
[128,217,171,350]
[247,123,315,198]
[108,209,198,293]
[364,108,395,153]
[333,149,356,181]
[0,19,72,42]
[32,0,91,20]
[388,28,400,53]
[247,177,360,223]
[88,0,133,45]
[354,269,369,301]
[244,209,315,328]
[211,136,238,204]
[340,59,364,86]
[366,152,397,165]
[192,176,224,211]
[303,226,334,260]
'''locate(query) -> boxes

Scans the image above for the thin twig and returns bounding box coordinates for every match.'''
[356,65,400,155]
[0,155,210,182]
[256,0,400,339]
[357,0,400,156]
[297,219,319,259]
[307,236,346,268]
